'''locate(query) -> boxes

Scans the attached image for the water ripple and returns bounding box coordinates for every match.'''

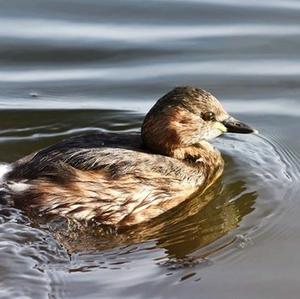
[2,19,300,43]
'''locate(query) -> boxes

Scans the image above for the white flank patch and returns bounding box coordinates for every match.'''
[0,163,12,183]
[0,164,30,193]
[7,181,30,193]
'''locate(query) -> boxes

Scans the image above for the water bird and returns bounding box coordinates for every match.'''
[0,87,255,227]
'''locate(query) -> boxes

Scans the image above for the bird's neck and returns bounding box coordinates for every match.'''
[172,140,219,161]
[172,141,224,181]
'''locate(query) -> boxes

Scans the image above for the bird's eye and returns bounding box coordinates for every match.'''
[202,111,215,121]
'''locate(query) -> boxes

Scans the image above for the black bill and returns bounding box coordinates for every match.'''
[222,116,256,134]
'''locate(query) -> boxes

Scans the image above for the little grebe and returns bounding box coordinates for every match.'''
[1,87,255,227]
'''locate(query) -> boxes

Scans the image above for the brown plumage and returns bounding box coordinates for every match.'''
[2,86,255,227]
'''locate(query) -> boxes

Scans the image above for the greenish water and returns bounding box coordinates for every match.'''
[0,1,300,299]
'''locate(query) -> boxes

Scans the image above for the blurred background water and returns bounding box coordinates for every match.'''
[0,1,300,298]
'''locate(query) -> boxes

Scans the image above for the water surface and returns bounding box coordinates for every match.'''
[0,1,300,298]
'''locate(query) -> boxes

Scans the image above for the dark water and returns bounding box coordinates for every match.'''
[1,1,300,298]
